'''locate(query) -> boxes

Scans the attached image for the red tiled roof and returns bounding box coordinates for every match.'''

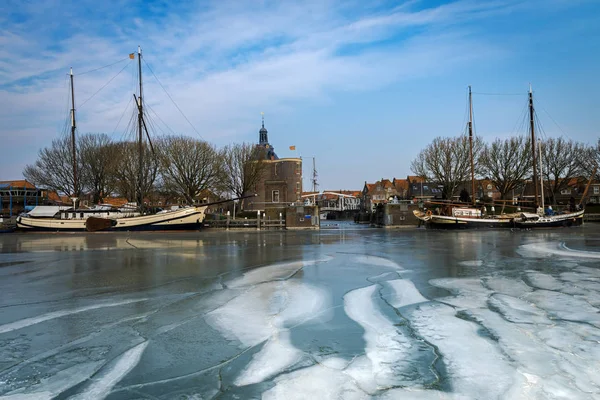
[0,180,36,189]
[46,191,71,204]
[101,197,130,207]
[407,176,425,183]
[393,178,408,191]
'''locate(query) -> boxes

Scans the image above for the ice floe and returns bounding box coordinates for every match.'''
[458,260,483,267]
[70,341,148,400]
[518,241,600,259]
[483,276,533,297]
[0,298,150,335]
[343,285,414,392]
[234,330,302,386]
[226,256,333,288]
[354,255,401,269]
[386,279,428,308]
[263,361,369,400]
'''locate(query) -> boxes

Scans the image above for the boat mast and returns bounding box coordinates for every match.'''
[538,139,544,211]
[70,67,78,199]
[137,46,143,208]
[468,85,475,205]
[529,84,539,210]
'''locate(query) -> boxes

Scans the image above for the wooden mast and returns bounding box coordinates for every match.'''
[137,46,143,208]
[468,85,475,205]
[70,67,78,199]
[529,84,539,209]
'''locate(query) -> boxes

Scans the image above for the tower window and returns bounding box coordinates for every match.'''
[272,190,280,203]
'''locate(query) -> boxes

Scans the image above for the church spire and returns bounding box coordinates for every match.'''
[259,111,269,145]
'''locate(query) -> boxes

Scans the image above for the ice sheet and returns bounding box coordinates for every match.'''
[234,330,302,386]
[525,290,600,327]
[70,341,148,400]
[226,256,333,288]
[206,280,330,347]
[386,279,428,308]
[343,285,414,392]
[263,361,369,400]
[0,362,103,400]
[483,276,533,297]
[0,298,149,334]
[518,241,600,259]
[524,271,564,291]
[488,293,551,324]
[406,302,515,399]
[430,278,491,309]
[458,260,483,267]
[354,255,402,269]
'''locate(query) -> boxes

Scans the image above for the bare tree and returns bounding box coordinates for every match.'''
[539,137,586,205]
[79,133,118,204]
[220,143,267,210]
[478,136,532,199]
[410,136,483,200]
[112,141,159,205]
[23,135,81,197]
[580,139,600,181]
[157,136,221,204]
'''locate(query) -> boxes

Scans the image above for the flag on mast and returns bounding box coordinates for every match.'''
[289,145,296,150]
[129,53,135,59]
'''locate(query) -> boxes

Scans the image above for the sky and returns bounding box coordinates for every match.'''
[1,0,599,191]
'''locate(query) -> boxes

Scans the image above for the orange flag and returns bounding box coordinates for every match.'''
[129,53,135,59]
[289,145,296,150]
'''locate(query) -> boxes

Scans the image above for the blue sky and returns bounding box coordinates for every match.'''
[1,0,599,191]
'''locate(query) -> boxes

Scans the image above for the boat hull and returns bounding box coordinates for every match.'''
[16,206,207,232]
[413,209,585,230]
[514,210,584,229]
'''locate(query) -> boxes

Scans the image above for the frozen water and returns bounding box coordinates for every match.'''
[518,241,600,259]
[234,330,302,386]
[484,276,533,297]
[354,255,402,269]
[525,271,564,291]
[227,256,333,288]
[263,361,369,400]
[205,280,331,347]
[458,260,483,267]
[70,341,148,400]
[0,298,149,334]
[406,302,516,399]
[386,279,428,308]
[343,285,414,392]
[0,362,103,399]
[2,230,600,399]
[488,293,551,324]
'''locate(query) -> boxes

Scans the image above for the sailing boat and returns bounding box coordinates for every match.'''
[413,86,517,229]
[511,86,585,228]
[16,47,215,232]
[413,85,586,229]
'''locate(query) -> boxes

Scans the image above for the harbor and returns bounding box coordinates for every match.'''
[1,226,600,398]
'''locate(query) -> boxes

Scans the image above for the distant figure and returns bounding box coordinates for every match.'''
[459,188,471,203]
[569,196,576,212]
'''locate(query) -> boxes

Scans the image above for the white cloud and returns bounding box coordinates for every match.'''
[1,0,582,184]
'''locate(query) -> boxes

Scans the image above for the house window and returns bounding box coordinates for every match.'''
[594,186,599,195]
[561,189,571,195]
[487,184,492,190]
[272,190,280,203]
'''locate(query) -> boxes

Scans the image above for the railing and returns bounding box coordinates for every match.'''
[202,218,286,230]
[584,213,600,222]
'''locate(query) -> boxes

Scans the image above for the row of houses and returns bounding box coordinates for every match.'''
[360,176,600,211]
